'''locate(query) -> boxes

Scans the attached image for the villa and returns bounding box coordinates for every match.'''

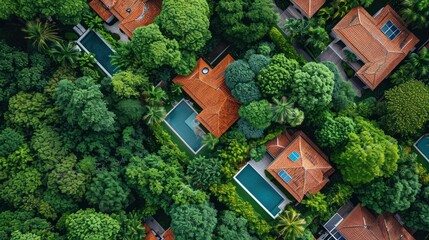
[173,55,241,138]
[321,204,414,240]
[331,5,419,90]
[290,0,325,18]
[266,131,334,202]
[89,0,162,38]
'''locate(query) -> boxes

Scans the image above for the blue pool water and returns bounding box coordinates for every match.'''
[79,31,117,76]
[165,101,203,153]
[235,164,285,217]
[415,134,429,161]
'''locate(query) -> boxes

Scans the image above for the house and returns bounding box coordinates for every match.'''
[290,0,326,18]
[265,131,334,202]
[89,0,162,38]
[331,5,419,90]
[321,204,415,240]
[173,55,240,138]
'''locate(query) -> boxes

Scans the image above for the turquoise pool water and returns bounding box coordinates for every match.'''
[415,134,429,161]
[165,101,203,153]
[235,164,284,217]
[79,31,117,76]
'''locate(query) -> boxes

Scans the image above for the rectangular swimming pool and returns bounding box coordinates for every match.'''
[164,100,204,153]
[415,134,429,162]
[234,164,285,218]
[77,30,117,77]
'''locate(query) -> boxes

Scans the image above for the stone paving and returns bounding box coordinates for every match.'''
[103,21,130,42]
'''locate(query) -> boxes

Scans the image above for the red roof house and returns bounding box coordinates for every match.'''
[89,0,162,38]
[290,0,325,18]
[332,5,419,90]
[266,131,334,202]
[173,55,240,138]
[336,204,415,240]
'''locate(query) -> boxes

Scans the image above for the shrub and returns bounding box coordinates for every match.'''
[268,26,306,64]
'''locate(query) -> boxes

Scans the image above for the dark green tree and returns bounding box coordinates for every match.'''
[115,99,146,126]
[401,0,429,29]
[401,187,429,230]
[315,116,355,149]
[215,211,253,240]
[231,81,261,104]
[237,118,264,139]
[0,168,42,208]
[0,128,24,157]
[238,100,273,129]
[225,60,255,89]
[187,156,221,190]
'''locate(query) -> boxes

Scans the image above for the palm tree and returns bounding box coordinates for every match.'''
[170,83,183,96]
[202,133,219,150]
[144,86,168,106]
[143,106,166,126]
[22,20,61,51]
[401,0,429,30]
[407,48,429,80]
[287,108,305,127]
[49,41,81,67]
[277,208,307,240]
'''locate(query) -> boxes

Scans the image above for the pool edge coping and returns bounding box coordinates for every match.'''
[164,99,206,155]
[233,163,286,219]
[76,29,116,78]
[414,134,429,162]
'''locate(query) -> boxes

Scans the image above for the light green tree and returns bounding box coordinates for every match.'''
[239,100,273,129]
[111,71,149,99]
[276,208,307,240]
[66,209,120,240]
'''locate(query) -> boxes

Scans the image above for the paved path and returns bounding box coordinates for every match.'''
[103,21,129,42]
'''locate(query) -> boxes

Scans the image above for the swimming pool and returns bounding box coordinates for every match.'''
[415,134,429,161]
[164,100,204,154]
[234,164,286,218]
[77,30,117,77]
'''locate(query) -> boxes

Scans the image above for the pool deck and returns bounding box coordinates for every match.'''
[103,22,130,43]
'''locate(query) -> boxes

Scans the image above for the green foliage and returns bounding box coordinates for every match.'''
[302,193,328,217]
[357,153,422,214]
[0,144,33,181]
[231,81,262,105]
[332,117,399,185]
[55,77,116,132]
[271,96,304,127]
[225,60,256,89]
[86,171,130,213]
[0,128,24,157]
[111,211,146,240]
[111,71,149,99]
[317,0,374,22]
[0,168,42,208]
[276,208,307,240]
[216,0,278,45]
[22,20,61,51]
[115,99,146,126]
[217,136,249,179]
[143,106,166,126]
[187,156,221,190]
[250,144,267,162]
[11,231,41,240]
[401,0,429,29]
[239,100,272,129]
[210,183,272,238]
[268,27,306,64]
[257,55,294,98]
[283,18,329,54]
[215,211,253,240]
[401,187,429,230]
[66,209,120,240]
[291,62,335,113]
[324,183,353,221]
[383,80,429,137]
[202,133,219,150]
[315,116,355,149]
[48,41,80,67]
[248,54,270,74]
[237,118,264,139]
[170,203,217,240]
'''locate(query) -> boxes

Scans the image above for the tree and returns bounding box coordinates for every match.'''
[401,0,429,29]
[111,71,149,99]
[66,209,120,240]
[111,211,146,240]
[276,208,307,240]
[237,118,264,139]
[112,24,181,73]
[143,86,168,106]
[0,128,24,157]
[216,0,278,45]
[54,77,116,132]
[390,48,429,85]
[143,106,166,126]
[170,203,217,240]
[248,54,270,74]
[284,19,329,54]
[238,100,272,129]
[332,117,399,185]
[291,62,335,113]
[225,60,255,89]
[401,187,429,230]
[357,153,422,214]
[271,96,304,127]
[85,171,130,213]
[202,133,219,150]
[10,231,41,240]
[315,116,355,149]
[0,168,42,208]
[48,41,80,67]
[115,99,146,126]
[231,81,261,105]
[215,211,252,240]
[187,156,221,190]
[383,80,429,137]
[15,53,51,92]
[22,20,60,51]
[0,210,57,239]
[302,193,328,217]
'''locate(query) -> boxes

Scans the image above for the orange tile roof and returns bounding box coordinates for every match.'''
[144,224,158,240]
[337,204,415,240]
[266,131,333,202]
[162,229,175,240]
[89,0,162,38]
[291,0,325,18]
[173,55,240,138]
[265,131,293,158]
[333,5,419,90]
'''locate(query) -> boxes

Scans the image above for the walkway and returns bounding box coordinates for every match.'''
[103,21,129,42]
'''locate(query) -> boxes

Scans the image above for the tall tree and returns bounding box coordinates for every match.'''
[238,100,273,129]
[187,156,221,190]
[48,41,80,67]
[216,0,278,45]
[401,187,429,231]
[215,211,253,240]
[170,203,217,240]
[257,55,296,98]
[401,0,429,29]
[0,128,24,157]
[315,116,355,149]
[111,71,149,99]
[271,96,304,127]
[22,21,61,51]
[276,208,307,240]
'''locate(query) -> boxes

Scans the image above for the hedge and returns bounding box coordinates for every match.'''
[268,26,306,65]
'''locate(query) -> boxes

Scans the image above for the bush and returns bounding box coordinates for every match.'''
[268,26,306,64]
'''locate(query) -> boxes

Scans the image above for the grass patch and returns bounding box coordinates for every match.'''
[232,180,273,222]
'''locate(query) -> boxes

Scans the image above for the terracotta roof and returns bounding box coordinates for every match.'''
[163,229,175,240]
[291,0,325,18]
[266,131,333,202]
[265,131,293,158]
[333,5,419,90]
[173,55,240,138]
[144,224,158,240]
[89,0,162,38]
[337,204,415,240]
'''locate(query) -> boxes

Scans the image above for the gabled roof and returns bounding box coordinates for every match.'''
[266,131,333,202]
[337,204,415,240]
[291,0,325,18]
[173,55,240,138]
[89,0,162,38]
[265,131,293,158]
[333,5,419,90]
